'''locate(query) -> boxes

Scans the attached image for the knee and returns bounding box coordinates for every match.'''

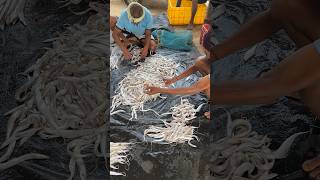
[270,0,303,20]
[150,40,157,50]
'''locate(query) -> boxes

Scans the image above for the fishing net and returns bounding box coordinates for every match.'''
[152,29,193,51]
[208,0,320,178]
[0,1,108,179]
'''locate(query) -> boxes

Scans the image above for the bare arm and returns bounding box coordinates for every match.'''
[166,56,210,85]
[146,75,210,96]
[212,44,320,104]
[112,27,132,60]
[112,27,129,52]
[144,29,151,49]
[165,65,197,85]
[210,10,281,62]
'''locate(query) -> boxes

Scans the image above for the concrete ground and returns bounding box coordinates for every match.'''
[110,0,204,51]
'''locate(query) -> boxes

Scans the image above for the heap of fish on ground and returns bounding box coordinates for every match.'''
[0,0,96,30]
[0,6,108,180]
[111,54,178,120]
[109,142,133,176]
[144,98,200,147]
[207,114,307,180]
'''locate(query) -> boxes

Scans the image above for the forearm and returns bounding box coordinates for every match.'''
[157,87,203,96]
[211,76,306,105]
[212,42,320,105]
[144,31,151,50]
[210,10,281,62]
[171,65,197,83]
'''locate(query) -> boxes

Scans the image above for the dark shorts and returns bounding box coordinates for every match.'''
[196,0,207,4]
[314,39,320,55]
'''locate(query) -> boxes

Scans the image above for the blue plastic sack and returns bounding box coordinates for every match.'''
[152,29,193,51]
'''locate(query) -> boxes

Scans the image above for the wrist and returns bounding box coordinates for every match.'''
[208,47,218,62]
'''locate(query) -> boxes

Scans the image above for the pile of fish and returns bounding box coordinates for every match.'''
[0,0,27,30]
[0,10,108,180]
[144,99,199,147]
[111,54,178,120]
[110,142,133,176]
[207,117,307,180]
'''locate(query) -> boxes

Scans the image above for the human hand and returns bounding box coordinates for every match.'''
[124,41,131,48]
[140,48,148,59]
[123,50,132,60]
[144,84,160,95]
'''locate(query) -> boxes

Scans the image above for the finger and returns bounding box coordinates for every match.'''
[303,157,320,172]
[310,167,320,179]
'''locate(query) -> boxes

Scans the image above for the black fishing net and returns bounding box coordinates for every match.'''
[210,0,320,179]
[0,0,108,179]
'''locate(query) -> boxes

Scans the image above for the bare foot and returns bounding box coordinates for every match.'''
[187,24,194,30]
[303,157,320,179]
[204,111,210,119]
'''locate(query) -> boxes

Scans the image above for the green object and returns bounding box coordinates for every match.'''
[123,0,142,5]
[152,29,193,51]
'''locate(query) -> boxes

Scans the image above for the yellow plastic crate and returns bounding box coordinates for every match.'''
[167,0,207,25]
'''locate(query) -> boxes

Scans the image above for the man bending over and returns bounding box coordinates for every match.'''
[110,2,157,60]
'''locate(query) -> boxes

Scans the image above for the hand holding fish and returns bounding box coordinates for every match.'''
[140,47,148,59]
[144,84,160,95]
[123,50,132,60]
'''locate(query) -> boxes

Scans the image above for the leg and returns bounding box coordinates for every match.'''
[212,43,320,105]
[140,39,157,51]
[210,9,281,61]
[187,0,198,30]
[112,27,133,60]
[176,0,182,7]
[204,1,213,24]
[110,16,132,47]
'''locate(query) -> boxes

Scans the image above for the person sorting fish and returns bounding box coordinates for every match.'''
[110,2,157,61]
[144,54,211,119]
